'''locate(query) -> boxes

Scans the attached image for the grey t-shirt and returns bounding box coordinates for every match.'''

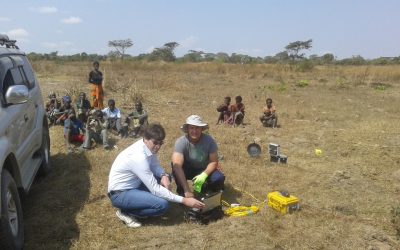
[174,134,218,170]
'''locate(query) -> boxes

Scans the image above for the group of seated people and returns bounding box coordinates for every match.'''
[216,95,246,126]
[45,92,148,153]
[216,96,278,128]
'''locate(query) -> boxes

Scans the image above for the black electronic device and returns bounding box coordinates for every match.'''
[268,143,280,157]
[268,143,288,164]
[184,191,224,224]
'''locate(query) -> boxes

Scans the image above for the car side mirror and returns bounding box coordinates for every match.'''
[5,85,29,105]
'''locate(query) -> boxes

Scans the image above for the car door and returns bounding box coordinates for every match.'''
[11,56,39,141]
[0,57,27,151]
[5,56,37,174]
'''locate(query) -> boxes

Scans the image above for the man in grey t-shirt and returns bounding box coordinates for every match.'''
[172,115,225,198]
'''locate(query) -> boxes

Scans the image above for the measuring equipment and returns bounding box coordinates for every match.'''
[267,191,300,214]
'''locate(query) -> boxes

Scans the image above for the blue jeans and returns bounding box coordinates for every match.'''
[108,182,169,218]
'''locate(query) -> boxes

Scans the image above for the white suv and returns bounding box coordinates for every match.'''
[0,34,51,249]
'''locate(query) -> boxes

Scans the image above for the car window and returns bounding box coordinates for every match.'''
[9,55,33,90]
[21,56,36,89]
[2,70,14,98]
[18,66,29,87]
[10,67,25,86]
[0,56,13,104]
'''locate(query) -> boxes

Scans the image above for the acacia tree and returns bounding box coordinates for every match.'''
[274,51,289,62]
[285,39,312,62]
[108,39,133,60]
[182,50,204,62]
[150,42,179,62]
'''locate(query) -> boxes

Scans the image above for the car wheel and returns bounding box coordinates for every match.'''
[38,123,51,175]
[0,169,24,250]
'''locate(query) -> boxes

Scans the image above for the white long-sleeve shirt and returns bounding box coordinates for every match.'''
[108,139,183,203]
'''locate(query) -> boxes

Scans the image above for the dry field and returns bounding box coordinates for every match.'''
[22,61,400,249]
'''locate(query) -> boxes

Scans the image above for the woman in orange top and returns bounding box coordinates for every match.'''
[88,61,104,109]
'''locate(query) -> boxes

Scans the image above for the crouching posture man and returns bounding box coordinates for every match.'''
[108,123,204,228]
[172,115,225,198]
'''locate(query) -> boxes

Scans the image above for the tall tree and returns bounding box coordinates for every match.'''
[322,53,334,64]
[182,50,204,62]
[164,42,179,51]
[274,51,289,62]
[150,42,180,62]
[108,39,133,60]
[285,39,312,62]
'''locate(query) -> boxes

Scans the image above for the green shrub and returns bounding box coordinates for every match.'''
[391,206,400,239]
[296,79,309,87]
[371,82,391,91]
[296,60,314,72]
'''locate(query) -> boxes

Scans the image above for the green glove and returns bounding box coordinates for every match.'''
[192,172,208,193]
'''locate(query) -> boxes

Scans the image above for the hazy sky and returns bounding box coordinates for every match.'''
[1,0,399,59]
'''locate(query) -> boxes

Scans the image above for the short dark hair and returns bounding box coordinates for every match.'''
[93,61,99,66]
[108,99,115,105]
[224,96,231,102]
[235,95,242,102]
[266,98,272,102]
[143,123,166,141]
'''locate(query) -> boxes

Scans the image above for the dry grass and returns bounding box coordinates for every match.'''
[22,61,400,249]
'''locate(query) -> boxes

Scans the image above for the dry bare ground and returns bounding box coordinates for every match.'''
[22,61,400,249]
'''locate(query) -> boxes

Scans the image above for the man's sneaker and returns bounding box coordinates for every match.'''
[116,210,142,228]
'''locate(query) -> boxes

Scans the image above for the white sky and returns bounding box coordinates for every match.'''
[1,0,399,59]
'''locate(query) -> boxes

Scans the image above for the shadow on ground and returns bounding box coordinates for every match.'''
[22,152,90,249]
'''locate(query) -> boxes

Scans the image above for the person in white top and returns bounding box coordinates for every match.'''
[108,123,204,228]
[102,99,126,138]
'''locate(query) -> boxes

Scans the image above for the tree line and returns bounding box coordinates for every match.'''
[27,39,400,66]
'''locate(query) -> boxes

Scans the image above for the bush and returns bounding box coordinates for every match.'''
[391,206,400,239]
[296,79,309,87]
[296,59,314,72]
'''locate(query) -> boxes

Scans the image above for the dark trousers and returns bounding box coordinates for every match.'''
[174,166,225,195]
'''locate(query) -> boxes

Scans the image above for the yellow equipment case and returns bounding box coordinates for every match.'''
[267,191,300,214]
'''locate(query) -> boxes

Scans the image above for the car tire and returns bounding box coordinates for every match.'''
[38,123,51,175]
[0,169,24,250]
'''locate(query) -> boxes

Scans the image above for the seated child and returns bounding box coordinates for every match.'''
[64,110,85,153]
[230,95,245,127]
[82,110,110,150]
[45,92,62,125]
[216,96,231,125]
[56,95,75,125]
[76,92,91,124]
[259,98,278,128]
[124,100,148,137]
[102,99,126,138]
